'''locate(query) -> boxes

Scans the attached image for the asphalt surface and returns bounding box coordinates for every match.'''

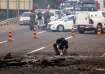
[0,25,69,56]
[0,25,105,58]
[0,25,105,74]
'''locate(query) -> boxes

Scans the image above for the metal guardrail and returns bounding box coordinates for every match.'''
[0,17,18,27]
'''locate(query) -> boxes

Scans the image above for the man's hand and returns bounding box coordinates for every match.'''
[59,49,63,56]
[60,52,63,56]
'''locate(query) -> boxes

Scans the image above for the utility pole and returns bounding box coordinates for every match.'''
[73,1,77,25]
[17,0,20,17]
[29,0,32,12]
[16,0,20,25]
[7,0,9,19]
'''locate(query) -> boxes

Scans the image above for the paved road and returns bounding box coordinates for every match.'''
[0,25,70,56]
[33,32,105,57]
[0,25,105,57]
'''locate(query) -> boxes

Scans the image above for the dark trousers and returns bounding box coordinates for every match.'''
[53,43,67,55]
[53,43,60,55]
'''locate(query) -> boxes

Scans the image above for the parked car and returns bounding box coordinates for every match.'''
[47,15,75,31]
[19,12,32,25]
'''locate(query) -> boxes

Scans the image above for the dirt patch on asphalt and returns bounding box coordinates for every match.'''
[0,64,105,74]
[0,55,105,74]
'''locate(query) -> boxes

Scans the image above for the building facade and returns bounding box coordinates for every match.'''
[0,0,33,10]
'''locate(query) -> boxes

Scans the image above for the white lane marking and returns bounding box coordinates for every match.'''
[0,39,15,44]
[26,36,73,54]
[27,47,46,54]
[0,41,7,44]
[65,36,73,40]
[101,53,105,57]
[95,68,105,71]
[37,31,46,34]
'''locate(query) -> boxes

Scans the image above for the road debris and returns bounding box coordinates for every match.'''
[1,54,105,67]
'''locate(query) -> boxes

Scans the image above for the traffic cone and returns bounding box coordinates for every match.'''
[33,30,37,39]
[71,28,75,37]
[8,32,13,42]
[97,27,102,35]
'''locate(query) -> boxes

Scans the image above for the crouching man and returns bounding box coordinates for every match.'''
[53,38,68,56]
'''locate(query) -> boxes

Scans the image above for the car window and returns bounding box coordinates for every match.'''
[49,12,54,16]
[102,12,105,17]
[21,13,31,17]
[64,16,74,21]
[68,16,74,20]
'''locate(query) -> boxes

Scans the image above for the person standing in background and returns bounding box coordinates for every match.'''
[29,13,37,31]
[43,11,50,30]
[37,12,45,30]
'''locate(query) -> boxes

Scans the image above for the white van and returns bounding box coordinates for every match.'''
[75,11,105,33]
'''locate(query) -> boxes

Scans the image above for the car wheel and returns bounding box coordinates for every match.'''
[57,25,64,32]
[78,28,85,34]
[78,30,85,34]
[96,24,103,33]
[78,26,85,34]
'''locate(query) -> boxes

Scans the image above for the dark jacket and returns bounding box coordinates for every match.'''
[56,38,68,50]
[37,12,42,20]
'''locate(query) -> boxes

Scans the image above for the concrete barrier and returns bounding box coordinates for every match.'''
[0,17,17,28]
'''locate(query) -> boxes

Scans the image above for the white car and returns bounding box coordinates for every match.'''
[48,15,75,31]
[19,12,32,25]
